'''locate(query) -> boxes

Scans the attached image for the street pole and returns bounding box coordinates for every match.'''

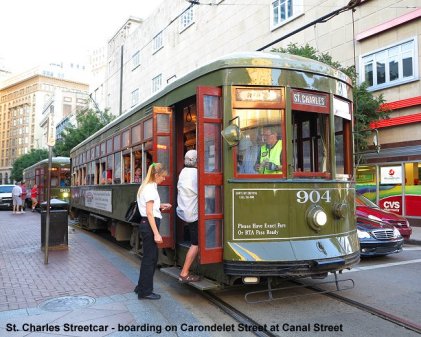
[44,105,55,264]
[44,145,52,264]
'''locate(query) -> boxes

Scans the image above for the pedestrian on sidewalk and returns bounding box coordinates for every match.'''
[12,182,23,214]
[31,184,38,211]
[177,150,200,283]
[135,162,171,300]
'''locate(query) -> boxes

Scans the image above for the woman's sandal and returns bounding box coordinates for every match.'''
[178,274,201,283]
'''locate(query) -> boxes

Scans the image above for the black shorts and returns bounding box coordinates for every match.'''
[188,221,198,246]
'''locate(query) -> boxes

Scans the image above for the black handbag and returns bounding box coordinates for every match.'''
[125,201,141,223]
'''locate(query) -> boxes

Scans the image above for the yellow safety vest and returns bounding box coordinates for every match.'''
[259,140,282,174]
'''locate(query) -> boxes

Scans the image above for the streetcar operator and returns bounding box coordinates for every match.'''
[254,127,282,174]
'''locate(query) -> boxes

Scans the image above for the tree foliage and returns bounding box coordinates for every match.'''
[11,149,49,182]
[54,109,115,157]
[272,43,389,151]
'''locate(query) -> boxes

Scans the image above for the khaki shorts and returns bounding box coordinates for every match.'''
[13,195,22,206]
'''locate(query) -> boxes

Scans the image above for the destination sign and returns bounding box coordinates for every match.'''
[291,89,329,113]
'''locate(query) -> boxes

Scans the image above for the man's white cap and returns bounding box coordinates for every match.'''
[184,150,197,166]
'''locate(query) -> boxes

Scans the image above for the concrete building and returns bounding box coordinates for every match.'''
[0,70,89,183]
[99,0,420,221]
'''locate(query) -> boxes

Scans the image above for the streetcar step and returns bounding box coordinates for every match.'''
[160,266,219,290]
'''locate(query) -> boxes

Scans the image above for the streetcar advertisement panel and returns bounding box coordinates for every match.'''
[84,190,112,212]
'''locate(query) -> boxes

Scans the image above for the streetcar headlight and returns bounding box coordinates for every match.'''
[306,205,328,231]
[314,210,327,226]
[62,192,69,198]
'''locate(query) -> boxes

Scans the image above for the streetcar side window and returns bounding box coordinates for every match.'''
[133,147,142,183]
[334,97,352,178]
[123,153,131,183]
[95,160,100,184]
[114,152,121,184]
[106,155,113,184]
[100,160,106,184]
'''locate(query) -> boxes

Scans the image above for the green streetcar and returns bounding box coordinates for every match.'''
[70,52,359,289]
[23,156,71,205]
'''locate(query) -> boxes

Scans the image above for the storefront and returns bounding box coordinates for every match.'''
[356,161,421,226]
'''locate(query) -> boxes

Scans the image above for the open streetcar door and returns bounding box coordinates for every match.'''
[152,106,175,249]
[196,86,223,264]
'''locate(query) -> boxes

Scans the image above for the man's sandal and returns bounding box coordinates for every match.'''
[178,274,201,283]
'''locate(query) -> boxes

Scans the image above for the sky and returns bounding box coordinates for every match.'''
[0,0,164,72]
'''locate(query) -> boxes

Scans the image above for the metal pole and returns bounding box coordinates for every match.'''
[119,45,124,116]
[44,146,53,264]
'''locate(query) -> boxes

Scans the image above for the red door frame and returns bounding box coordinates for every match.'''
[197,86,224,264]
[152,106,175,249]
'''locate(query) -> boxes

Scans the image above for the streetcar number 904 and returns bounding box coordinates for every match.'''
[296,190,331,203]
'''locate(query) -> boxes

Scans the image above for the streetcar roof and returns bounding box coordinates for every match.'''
[71,51,352,153]
[23,157,70,172]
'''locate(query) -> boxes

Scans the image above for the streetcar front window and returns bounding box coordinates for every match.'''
[234,109,283,175]
[292,111,331,177]
[60,169,71,186]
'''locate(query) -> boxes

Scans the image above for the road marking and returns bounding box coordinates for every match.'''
[346,258,421,273]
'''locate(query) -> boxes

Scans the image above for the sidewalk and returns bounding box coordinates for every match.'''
[407,225,421,246]
[0,211,419,337]
[0,211,221,337]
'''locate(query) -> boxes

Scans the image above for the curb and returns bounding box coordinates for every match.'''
[406,239,421,246]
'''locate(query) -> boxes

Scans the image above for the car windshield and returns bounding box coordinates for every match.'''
[356,194,380,209]
[0,186,13,193]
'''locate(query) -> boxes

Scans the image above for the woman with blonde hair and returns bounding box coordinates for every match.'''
[135,162,171,300]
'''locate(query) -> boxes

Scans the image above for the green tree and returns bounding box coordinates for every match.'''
[54,109,115,157]
[272,43,389,152]
[11,149,49,182]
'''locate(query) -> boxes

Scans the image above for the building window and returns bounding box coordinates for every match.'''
[152,74,162,94]
[131,89,140,107]
[180,6,194,32]
[271,0,302,29]
[132,51,140,70]
[361,37,418,90]
[153,32,163,53]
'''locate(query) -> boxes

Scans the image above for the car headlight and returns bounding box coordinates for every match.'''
[393,227,402,238]
[368,214,382,222]
[357,229,371,239]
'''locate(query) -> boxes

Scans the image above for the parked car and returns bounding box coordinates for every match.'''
[0,184,14,210]
[357,216,404,257]
[356,193,412,240]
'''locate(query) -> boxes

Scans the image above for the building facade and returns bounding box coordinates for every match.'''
[98,0,420,222]
[0,72,89,183]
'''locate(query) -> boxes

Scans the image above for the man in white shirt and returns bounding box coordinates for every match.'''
[176,150,200,283]
[12,182,23,214]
